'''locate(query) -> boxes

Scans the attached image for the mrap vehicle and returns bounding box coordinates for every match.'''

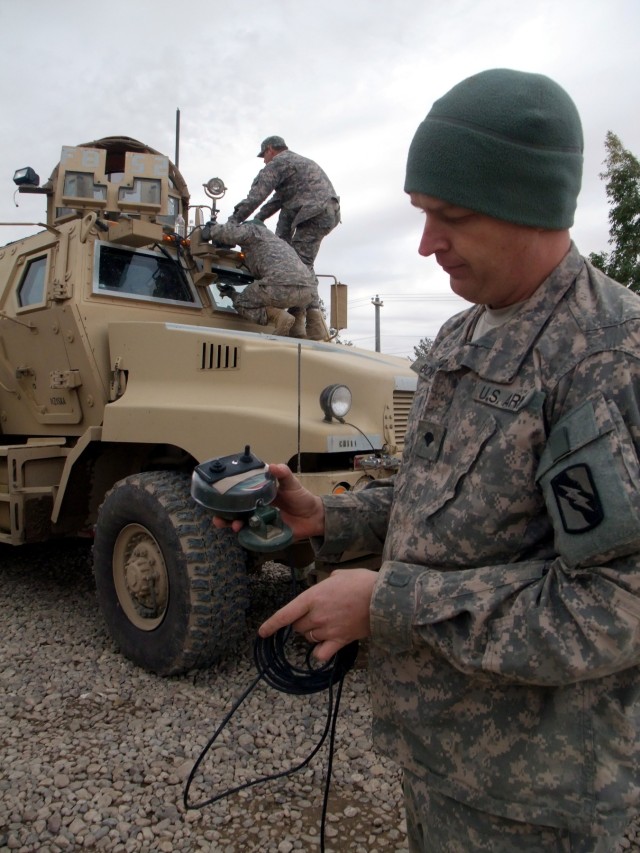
[0,136,416,674]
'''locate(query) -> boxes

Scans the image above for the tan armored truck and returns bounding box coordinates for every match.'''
[0,137,416,674]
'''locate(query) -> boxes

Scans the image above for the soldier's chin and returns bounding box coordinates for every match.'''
[448,275,482,305]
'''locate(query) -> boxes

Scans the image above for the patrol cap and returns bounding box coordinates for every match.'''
[257,135,287,157]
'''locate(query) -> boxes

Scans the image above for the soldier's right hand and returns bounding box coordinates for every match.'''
[212,463,325,541]
[268,463,325,541]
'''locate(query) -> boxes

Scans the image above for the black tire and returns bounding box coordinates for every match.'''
[93,470,250,675]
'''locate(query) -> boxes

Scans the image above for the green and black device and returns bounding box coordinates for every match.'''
[191,445,293,553]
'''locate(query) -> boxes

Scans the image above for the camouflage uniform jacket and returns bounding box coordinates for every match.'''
[207,222,317,289]
[229,150,339,230]
[316,245,640,833]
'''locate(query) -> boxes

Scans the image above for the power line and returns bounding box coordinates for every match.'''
[348,294,459,307]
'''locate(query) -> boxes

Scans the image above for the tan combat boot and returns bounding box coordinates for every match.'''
[305,308,327,341]
[265,307,295,336]
[288,308,307,338]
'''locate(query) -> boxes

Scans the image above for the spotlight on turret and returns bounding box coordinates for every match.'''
[13,167,40,188]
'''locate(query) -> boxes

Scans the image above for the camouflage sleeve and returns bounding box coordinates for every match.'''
[254,195,282,222]
[231,162,284,224]
[371,350,640,687]
[207,221,247,246]
[312,478,395,559]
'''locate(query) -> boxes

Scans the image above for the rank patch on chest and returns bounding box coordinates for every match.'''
[474,383,533,412]
[415,419,446,461]
[551,464,604,533]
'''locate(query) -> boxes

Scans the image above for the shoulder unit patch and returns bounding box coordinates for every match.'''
[550,464,604,534]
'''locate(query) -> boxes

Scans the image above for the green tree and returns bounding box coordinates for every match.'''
[589,131,640,291]
[411,337,433,360]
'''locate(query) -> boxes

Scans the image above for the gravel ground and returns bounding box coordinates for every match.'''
[0,541,406,853]
[1,540,639,853]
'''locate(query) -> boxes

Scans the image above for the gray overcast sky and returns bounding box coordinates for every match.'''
[1,0,638,358]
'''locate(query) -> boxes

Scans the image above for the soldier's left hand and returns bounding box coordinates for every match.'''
[259,568,378,662]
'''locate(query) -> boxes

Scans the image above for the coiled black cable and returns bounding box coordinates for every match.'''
[255,626,358,694]
[183,627,359,851]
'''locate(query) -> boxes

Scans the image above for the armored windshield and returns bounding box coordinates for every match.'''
[93,242,199,306]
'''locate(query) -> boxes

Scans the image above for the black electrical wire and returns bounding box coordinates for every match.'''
[340,420,376,453]
[183,627,359,852]
[255,626,358,694]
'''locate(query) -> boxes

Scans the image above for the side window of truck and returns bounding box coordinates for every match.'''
[17,256,47,308]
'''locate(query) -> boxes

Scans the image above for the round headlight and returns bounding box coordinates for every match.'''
[320,384,352,422]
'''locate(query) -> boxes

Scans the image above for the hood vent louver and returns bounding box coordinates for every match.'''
[200,342,239,370]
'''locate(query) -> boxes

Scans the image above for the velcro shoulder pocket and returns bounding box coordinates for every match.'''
[536,393,640,568]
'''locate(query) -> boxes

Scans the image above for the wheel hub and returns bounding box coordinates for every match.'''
[113,524,169,630]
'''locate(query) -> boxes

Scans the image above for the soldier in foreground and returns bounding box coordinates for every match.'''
[204,220,320,337]
[219,69,640,850]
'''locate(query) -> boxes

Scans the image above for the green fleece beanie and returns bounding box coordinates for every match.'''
[404,68,584,229]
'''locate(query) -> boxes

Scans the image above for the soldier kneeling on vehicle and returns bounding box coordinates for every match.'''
[202,220,326,339]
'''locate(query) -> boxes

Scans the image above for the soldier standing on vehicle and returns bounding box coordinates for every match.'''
[218,69,640,850]
[228,135,340,270]
[227,136,340,339]
[204,220,322,338]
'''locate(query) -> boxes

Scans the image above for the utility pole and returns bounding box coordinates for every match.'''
[371,294,384,352]
[175,108,181,168]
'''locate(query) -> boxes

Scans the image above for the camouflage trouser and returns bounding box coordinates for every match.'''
[234,282,317,325]
[276,199,341,272]
[403,771,625,853]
